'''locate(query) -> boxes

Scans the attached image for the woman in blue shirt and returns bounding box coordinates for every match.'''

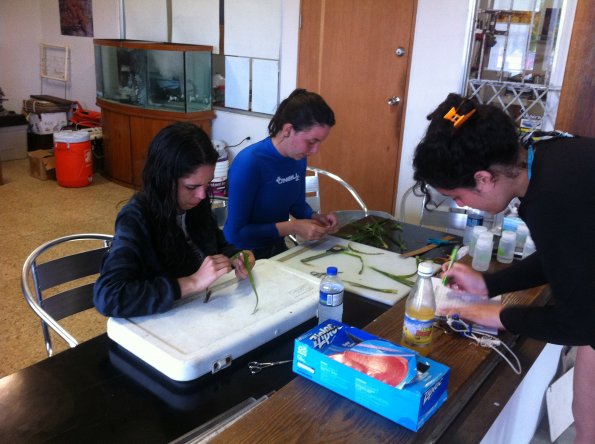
[224,89,339,259]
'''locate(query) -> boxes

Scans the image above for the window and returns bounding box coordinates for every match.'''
[464,0,570,130]
[123,0,282,114]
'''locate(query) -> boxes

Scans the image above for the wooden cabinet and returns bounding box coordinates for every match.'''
[98,99,214,187]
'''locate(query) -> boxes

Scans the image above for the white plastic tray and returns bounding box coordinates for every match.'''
[107,260,319,381]
[274,236,427,305]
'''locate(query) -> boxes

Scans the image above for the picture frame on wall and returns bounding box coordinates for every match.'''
[59,0,94,37]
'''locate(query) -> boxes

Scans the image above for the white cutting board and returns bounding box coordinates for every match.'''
[275,235,433,305]
[107,260,320,381]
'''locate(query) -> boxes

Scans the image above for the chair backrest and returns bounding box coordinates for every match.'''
[305,166,368,213]
[21,233,113,356]
[211,196,228,229]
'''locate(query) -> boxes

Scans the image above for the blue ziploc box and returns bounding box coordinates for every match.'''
[293,320,450,432]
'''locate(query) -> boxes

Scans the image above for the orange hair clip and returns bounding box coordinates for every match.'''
[443,107,476,128]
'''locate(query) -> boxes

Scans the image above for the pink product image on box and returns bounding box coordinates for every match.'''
[293,320,450,432]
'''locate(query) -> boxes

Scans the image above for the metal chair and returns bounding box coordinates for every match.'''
[211,196,228,230]
[21,233,113,356]
[305,166,368,213]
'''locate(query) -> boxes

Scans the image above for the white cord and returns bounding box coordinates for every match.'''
[446,315,522,375]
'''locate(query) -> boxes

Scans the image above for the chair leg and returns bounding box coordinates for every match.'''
[42,321,53,357]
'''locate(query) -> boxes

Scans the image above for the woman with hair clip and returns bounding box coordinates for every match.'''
[224,88,339,259]
[94,122,255,318]
[413,93,595,444]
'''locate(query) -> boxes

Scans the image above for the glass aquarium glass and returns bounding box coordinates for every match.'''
[94,40,212,113]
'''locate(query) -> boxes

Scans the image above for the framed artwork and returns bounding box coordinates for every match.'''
[40,43,70,82]
[59,0,94,37]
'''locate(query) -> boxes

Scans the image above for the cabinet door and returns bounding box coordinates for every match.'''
[102,108,132,185]
[130,117,178,188]
[298,0,417,213]
[129,116,214,188]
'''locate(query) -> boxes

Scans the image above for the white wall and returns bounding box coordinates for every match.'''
[396,0,474,223]
[0,0,120,113]
[0,0,44,113]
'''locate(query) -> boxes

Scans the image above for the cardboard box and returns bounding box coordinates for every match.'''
[293,320,450,432]
[28,149,56,180]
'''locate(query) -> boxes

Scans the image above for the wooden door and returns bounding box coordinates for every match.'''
[555,0,594,137]
[298,0,417,213]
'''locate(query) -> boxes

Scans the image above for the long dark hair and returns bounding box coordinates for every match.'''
[268,88,335,136]
[413,93,522,201]
[139,122,219,272]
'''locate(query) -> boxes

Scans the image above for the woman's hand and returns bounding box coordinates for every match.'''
[291,219,332,241]
[312,212,339,234]
[441,262,489,297]
[232,250,255,280]
[178,254,233,297]
[442,304,505,331]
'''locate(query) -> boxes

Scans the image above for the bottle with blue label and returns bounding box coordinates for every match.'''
[463,209,484,245]
[318,266,344,324]
[502,206,522,232]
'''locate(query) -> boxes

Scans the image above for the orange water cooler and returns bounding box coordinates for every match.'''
[53,130,93,187]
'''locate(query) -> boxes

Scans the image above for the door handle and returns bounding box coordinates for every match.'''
[387,96,401,106]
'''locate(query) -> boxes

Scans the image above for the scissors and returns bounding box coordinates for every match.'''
[427,238,460,246]
[300,245,347,264]
[248,360,293,374]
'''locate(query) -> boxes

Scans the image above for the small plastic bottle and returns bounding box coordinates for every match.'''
[472,231,493,271]
[497,230,517,264]
[463,209,484,245]
[318,266,344,324]
[515,223,530,254]
[402,261,436,356]
[469,225,488,257]
[502,206,522,232]
[522,235,536,258]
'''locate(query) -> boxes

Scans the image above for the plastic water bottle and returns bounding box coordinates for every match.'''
[472,231,493,271]
[522,235,536,258]
[469,225,488,257]
[402,261,436,356]
[463,209,484,245]
[318,266,344,324]
[497,230,517,264]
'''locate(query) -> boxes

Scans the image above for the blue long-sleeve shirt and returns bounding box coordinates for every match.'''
[224,137,313,250]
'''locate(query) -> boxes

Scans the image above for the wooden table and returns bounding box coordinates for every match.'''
[0,220,551,443]
[211,261,551,443]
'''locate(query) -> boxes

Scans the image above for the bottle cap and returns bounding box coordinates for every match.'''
[326,266,338,276]
[417,261,434,276]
